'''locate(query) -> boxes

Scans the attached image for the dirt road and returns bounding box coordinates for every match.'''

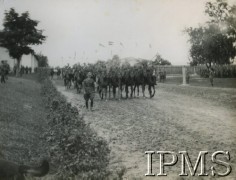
[55,82,236,179]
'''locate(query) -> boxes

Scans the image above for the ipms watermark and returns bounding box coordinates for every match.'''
[145,151,232,177]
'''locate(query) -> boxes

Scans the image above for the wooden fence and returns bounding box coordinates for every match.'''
[154,65,236,78]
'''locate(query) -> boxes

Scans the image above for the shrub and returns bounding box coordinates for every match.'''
[196,65,236,78]
[40,79,110,178]
[37,67,50,82]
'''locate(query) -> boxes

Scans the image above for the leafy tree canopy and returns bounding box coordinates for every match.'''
[0,8,46,65]
[186,0,236,68]
[153,53,171,65]
[34,53,48,67]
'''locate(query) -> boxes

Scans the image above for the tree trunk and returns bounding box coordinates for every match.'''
[16,58,21,77]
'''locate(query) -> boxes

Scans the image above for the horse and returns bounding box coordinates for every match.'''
[122,68,135,99]
[56,68,61,79]
[63,68,74,89]
[145,68,156,98]
[133,67,156,98]
[97,72,109,100]
[108,69,121,100]
[133,67,146,97]
[74,70,85,93]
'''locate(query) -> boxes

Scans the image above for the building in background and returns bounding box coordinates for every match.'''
[0,47,38,72]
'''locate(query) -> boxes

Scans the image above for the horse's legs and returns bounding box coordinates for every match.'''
[104,87,108,100]
[78,84,81,93]
[137,85,140,96]
[120,85,123,99]
[133,85,136,97]
[112,86,116,99]
[99,87,103,100]
[68,79,71,89]
[149,85,155,98]
[148,85,152,98]
[152,85,156,97]
[142,84,146,97]
[108,85,111,99]
[118,84,121,100]
[125,85,129,99]
[130,85,133,98]
[76,82,79,93]
[64,78,66,87]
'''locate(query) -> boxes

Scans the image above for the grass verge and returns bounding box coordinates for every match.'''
[0,76,49,165]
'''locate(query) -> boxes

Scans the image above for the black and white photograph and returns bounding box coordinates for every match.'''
[0,0,236,179]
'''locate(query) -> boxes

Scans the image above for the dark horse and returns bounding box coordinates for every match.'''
[121,68,135,99]
[97,71,109,100]
[63,69,74,89]
[74,70,85,93]
[133,67,156,98]
[133,67,146,97]
[108,69,122,100]
[146,68,156,98]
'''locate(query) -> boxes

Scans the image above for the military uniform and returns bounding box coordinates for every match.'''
[209,69,214,86]
[83,76,95,110]
[83,78,95,99]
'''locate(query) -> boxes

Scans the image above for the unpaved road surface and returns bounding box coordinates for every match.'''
[55,82,236,179]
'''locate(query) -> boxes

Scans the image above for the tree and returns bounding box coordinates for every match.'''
[153,53,171,65]
[205,0,236,39]
[34,53,48,67]
[109,55,121,67]
[106,55,121,71]
[186,24,236,68]
[0,8,46,73]
[186,0,236,69]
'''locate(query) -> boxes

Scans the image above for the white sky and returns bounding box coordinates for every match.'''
[0,0,234,66]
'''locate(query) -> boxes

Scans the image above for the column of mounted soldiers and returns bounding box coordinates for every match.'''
[52,62,159,101]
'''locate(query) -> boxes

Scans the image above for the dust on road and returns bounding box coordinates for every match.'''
[55,82,236,179]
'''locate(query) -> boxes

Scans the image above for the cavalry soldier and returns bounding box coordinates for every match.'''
[83,72,95,111]
[97,71,108,100]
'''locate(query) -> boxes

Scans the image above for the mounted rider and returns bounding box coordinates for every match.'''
[83,72,96,111]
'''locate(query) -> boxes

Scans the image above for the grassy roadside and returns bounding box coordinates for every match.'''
[0,76,49,166]
[0,73,119,179]
[164,75,236,88]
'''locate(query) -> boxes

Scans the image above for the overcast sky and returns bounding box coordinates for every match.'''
[0,0,234,66]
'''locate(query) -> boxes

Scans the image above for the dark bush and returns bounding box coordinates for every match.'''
[37,67,50,82]
[40,79,110,178]
[196,65,236,78]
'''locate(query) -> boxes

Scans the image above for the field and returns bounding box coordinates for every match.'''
[0,76,48,168]
[54,77,236,179]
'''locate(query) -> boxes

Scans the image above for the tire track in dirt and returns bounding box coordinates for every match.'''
[55,84,236,179]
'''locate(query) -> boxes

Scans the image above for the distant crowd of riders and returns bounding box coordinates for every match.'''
[50,62,165,100]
